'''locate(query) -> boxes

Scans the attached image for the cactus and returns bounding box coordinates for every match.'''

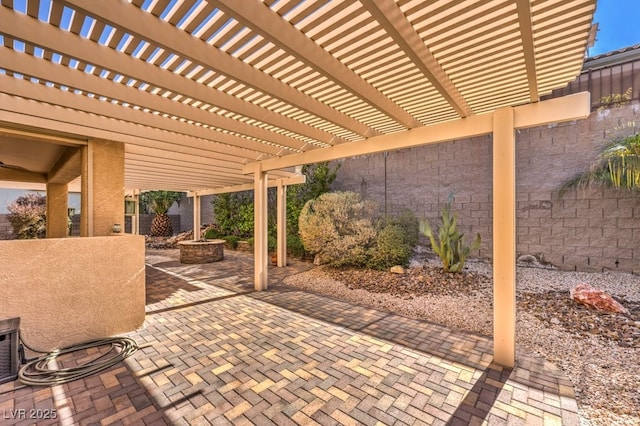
[420,201,481,273]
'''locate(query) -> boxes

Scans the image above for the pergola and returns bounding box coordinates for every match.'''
[0,0,596,366]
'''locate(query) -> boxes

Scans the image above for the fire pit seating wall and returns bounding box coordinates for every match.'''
[178,239,225,264]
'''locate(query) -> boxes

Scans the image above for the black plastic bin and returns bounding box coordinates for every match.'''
[0,317,20,384]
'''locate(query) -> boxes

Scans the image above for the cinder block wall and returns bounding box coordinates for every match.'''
[331,103,640,273]
[167,193,216,233]
[0,215,14,240]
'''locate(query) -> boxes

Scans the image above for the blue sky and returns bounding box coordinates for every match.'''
[590,0,640,56]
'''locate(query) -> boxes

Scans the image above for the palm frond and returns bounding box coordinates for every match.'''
[559,132,640,196]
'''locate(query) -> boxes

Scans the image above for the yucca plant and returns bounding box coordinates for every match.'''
[420,199,481,273]
[141,191,182,237]
[561,132,640,194]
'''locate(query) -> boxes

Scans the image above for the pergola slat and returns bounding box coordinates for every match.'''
[0,0,596,194]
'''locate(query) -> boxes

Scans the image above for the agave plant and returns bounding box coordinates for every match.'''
[420,199,481,273]
[561,133,640,194]
[141,191,182,236]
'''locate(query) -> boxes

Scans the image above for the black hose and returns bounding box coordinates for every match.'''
[18,337,139,386]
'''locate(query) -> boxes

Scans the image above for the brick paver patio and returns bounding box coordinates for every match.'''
[0,249,580,425]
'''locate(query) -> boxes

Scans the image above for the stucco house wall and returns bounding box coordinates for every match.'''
[0,235,146,351]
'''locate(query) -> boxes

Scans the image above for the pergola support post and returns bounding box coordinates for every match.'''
[193,194,201,241]
[133,191,140,235]
[276,182,287,267]
[493,107,516,368]
[254,165,269,290]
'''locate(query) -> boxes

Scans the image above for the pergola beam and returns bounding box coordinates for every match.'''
[243,92,590,173]
[211,0,420,131]
[0,74,276,159]
[0,49,303,154]
[124,145,247,171]
[360,0,472,118]
[56,0,365,141]
[0,6,341,147]
[187,174,306,197]
[516,0,539,102]
[0,93,256,164]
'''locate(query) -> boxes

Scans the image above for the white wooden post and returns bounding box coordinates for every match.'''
[254,165,269,290]
[276,181,287,267]
[493,107,516,367]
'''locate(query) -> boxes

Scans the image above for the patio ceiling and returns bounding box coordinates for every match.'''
[0,0,596,192]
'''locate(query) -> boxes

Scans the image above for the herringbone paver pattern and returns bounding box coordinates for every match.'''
[0,249,580,425]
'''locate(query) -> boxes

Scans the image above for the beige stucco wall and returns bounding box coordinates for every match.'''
[81,140,126,237]
[45,182,68,238]
[0,235,145,352]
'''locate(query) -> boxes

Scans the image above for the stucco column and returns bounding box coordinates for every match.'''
[276,182,287,267]
[193,194,201,241]
[493,107,516,367]
[46,182,69,238]
[80,140,125,237]
[254,165,268,290]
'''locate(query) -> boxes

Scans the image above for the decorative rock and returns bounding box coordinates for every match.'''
[518,254,538,263]
[390,265,405,274]
[570,283,629,314]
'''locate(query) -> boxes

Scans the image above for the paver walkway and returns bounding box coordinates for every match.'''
[0,249,580,425]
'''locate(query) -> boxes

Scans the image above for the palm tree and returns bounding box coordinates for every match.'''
[561,133,640,194]
[141,191,183,236]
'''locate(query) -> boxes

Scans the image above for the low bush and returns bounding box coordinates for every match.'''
[367,222,412,270]
[221,235,239,249]
[286,234,306,258]
[203,226,223,239]
[299,191,377,267]
[394,209,420,248]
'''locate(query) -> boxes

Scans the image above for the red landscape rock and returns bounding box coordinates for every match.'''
[570,283,629,314]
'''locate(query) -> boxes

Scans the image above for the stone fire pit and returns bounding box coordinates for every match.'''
[178,239,225,264]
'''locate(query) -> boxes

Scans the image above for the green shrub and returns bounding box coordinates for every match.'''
[299,191,377,267]
[221,235,239,249]
[394,209,419,248]
[7,193,46,239]
[367,222,412,270]
[211,191,254,238]
[420,200,481,273]
[209,163,340,242]
[203,227,223,239]
[286,162,340,236]
[286,234,306,258]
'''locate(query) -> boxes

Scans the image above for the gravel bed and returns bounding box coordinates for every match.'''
[282,257,640,426]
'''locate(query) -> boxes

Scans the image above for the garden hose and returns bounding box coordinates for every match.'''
[18,337,139,386]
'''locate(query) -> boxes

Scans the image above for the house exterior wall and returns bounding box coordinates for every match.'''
[331,102,640,273]
[0,235,146,351]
